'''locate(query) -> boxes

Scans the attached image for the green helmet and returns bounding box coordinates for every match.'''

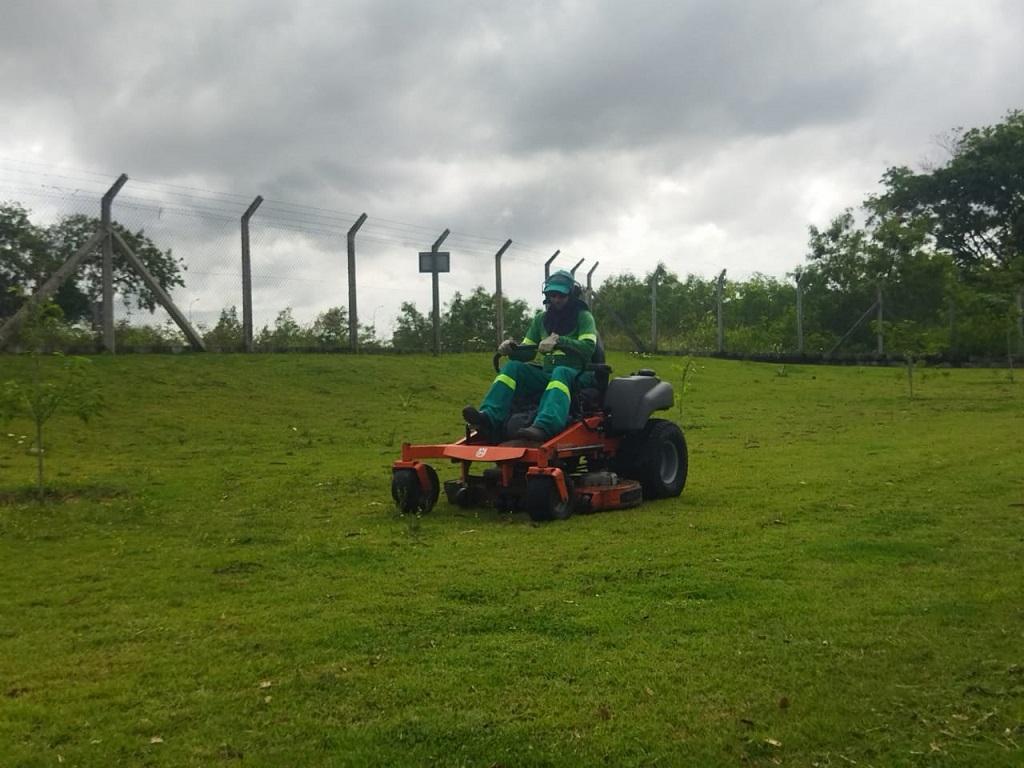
[543,269,576,295]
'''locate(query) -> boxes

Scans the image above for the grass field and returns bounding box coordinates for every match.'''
[0,352,1021,767]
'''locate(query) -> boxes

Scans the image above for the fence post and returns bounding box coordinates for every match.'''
[876,282,884,356]
[544,250,560,279]
[240,196,263,352]
[650,269,659,353]
[570,258,585,276]
[431,229,450,356]
[1017,286,1023,354]
[795,269,804,355]
[716,269,726,354]
[347,213,368,352]
[948,296,957,359]
[586,262,599,304]
[100,174,128,353]
[494,239,512,344]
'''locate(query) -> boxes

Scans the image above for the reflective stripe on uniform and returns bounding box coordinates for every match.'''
[522,336,537,345]
[494,373,517,390]
[545,379,571,398]
[578,333,597,342]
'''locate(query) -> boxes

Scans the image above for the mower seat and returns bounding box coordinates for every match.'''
[574,339,610,415]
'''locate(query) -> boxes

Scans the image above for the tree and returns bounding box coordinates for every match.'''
[390,288,531,352]
[0,301,103,501]
[0,203,48,319]
[391,302,434,352]
[442,287,531,352]
[869,109,1024,279]
[0,202,185,324]
[46,214,186,321]
[203,307,243,351]
[311,306,348,348]
[256,308,313,351]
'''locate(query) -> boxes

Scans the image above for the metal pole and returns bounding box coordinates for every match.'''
[431,229,450,356]
[570,258,585,276]
[651,270,658,353]
[1017,287,1023,354]
[716,269,726,354]
[241,195,263,352]
[494,239,512,344]
[586,262,599,304]
[347,213,368,352]
[948,296,957,360]
[876,282,884,356]
[795,270,804,355]
[101,174,128,353]
[544,250,560,279]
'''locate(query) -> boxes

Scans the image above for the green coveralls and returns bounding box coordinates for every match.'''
[478,306,598,437]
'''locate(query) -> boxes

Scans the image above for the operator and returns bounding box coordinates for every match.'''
[463,269,599,442]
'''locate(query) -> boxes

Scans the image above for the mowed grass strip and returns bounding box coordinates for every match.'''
[0,353,1021,767]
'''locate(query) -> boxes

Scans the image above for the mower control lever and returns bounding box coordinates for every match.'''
[492,344,538,372]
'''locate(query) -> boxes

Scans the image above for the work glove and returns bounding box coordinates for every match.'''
[497,338,517,355]
[538,333,559,354]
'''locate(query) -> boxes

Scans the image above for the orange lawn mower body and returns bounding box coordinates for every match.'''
[391,355,688,522]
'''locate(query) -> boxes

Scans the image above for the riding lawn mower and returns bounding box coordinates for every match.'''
[391,345,688,522]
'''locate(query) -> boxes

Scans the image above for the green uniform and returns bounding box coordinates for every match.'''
[478,305,598,437]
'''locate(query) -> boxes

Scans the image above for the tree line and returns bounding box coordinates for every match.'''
[3,110,1022,359]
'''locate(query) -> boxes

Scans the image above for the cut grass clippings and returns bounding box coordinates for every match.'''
[0,353,1022,767]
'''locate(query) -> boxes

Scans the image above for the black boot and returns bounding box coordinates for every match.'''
[516,425,547,442]
[462,406,491,432]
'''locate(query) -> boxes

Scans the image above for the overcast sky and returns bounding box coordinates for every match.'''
[2,0,1023,334]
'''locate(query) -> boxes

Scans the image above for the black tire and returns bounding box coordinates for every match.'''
[620,419,688,499]
[525,474,574,522]
[391,465,440,514]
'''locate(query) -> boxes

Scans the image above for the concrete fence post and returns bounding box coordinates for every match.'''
[586,262,599,305]
[431,229,450,356]
[716,269,727,354]
[100,174,129,353]
[650,269,659,353]
[347,213,368,352]
[795,269,804,355]
[1017,286,1023,354]
[240,196,263,352]
[494,239,512,344]
[876,282,884,356]
[544,251,560,279]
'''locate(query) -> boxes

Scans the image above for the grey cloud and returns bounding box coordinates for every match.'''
[2,0,1023,319]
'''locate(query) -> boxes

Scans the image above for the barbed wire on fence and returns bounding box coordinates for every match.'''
[2,157,1021,360]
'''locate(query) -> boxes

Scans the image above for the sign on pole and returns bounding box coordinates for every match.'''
[421,229,450,356]
[418,252,451,273]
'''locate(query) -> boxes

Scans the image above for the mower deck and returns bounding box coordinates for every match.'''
[393,415,643,517]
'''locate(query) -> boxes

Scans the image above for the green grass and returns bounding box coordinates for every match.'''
[1,353,1022,767]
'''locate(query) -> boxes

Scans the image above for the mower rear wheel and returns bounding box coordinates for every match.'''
[391,465,440,514]
[631,419,688,499]
[525,474,574,522]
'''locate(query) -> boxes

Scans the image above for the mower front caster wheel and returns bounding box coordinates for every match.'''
[392,465,440,514]
[525,474,574,522]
